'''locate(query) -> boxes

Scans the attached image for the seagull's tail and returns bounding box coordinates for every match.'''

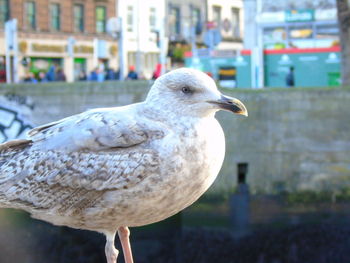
[0,139,32,208]
[0,139,32,168]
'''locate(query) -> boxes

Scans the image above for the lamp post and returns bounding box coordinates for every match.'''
[107,17,125,81]
[5,19,18,84]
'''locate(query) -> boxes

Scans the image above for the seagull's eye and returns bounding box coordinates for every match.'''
[182,86,192,94]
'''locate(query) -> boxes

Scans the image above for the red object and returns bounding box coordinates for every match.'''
[152,64,162,79]
[241,50,252,56]
[206,21,216,29]
[206,72,213,78]
[264,46,341,54]
[184,51,192,58]
[129,65,135,71]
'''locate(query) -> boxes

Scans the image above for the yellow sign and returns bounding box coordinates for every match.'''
[219,69,236,76]
[32,43,65,53]
[74,45,94,54]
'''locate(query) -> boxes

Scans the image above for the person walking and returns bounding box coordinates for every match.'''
[286,66,295,87]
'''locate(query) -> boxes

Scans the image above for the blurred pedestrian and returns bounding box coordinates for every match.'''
[88,68,98,81]
[286,67,295,87]
[56,68,66,82]
[24,72,38,83]
[106,68,116,80]
[39,71,48,82]
[46,64,56,81]
[115,68,120,80]
[97,59,105,82]
[126,65,138,80]
[78,70,87,81]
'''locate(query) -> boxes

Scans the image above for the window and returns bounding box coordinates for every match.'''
[191,7,201,35]
[149,7,156,32]
[74,4,84,32]
[315,25,339,39]
[25,1,36,30]
[50,3,60,31]
[232,8,240,38]
[127,6,134,32]
[289,26,313,39]
[191,7,200,28]
[0,0,10,27]
[96,6,106,33]
[212,6,221,28]
[263,27,286,49]
[169,6,180,35]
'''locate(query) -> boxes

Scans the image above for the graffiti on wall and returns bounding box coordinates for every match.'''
[0,94,34,143]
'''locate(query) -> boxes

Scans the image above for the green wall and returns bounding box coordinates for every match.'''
[184,54,252,88]
[264,51,341,87]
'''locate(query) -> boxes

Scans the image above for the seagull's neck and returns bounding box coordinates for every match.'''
[138,102,216,127]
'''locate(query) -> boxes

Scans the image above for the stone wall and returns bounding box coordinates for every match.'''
[1,81,349,194]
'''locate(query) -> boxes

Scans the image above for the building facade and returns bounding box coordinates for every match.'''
[117,0,166,79]
[0,0,117,82]
[166,0,206,66]
[258,0,338,50]
[243,0,339,88]
[166,0,244,67]
[206,0,244,54]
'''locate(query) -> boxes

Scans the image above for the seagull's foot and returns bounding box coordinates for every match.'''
[105,245,119,263]
[105,232,119,263]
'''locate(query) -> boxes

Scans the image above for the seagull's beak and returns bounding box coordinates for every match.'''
[208,94,248,117]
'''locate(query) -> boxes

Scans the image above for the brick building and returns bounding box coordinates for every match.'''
[0,0,118,82]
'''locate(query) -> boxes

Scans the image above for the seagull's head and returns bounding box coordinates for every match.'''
[146,68,248,118]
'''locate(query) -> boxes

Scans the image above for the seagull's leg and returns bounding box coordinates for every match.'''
[105,231,119,263]
[118,226,134,263]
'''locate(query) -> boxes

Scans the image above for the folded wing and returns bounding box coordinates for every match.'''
[0,107,161,215]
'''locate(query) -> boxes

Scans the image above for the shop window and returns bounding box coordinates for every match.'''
[25,1,36,30]
[289,26,313,39]
[74,4,84,32]
[96,6,106,33]
[50,3,60,31]
[263,27,286,49]
[74,58,86,81]
[315,24,339,47]
[288,25,314,48]
[0,0,10,27]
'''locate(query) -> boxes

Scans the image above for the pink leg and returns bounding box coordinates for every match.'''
[118,226,134,263]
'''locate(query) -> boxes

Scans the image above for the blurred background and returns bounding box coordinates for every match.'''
[1,0,350,262]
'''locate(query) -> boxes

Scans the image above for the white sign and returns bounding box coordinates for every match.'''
[278,54,292,65]
[326,52,340,63]
[107,17,121,38]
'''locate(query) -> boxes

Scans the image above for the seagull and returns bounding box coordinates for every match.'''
[0,68,247,263]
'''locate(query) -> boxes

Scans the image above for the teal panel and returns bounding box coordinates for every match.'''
[235,55,252,88]
[185,55,252,88]
[264,51,341,88]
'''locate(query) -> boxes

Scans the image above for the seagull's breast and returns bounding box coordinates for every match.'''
[168,116,225,203]
[113,116,226,227]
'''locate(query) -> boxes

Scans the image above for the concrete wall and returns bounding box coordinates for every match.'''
[1,82,349,195]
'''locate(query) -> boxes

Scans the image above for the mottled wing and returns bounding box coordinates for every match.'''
[0,107,162,214]
[28,107,149,151]
[0,147,159,213]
